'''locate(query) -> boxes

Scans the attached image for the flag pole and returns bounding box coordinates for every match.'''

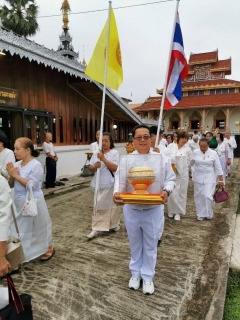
[93,1,112,212]
[155,0,180,147]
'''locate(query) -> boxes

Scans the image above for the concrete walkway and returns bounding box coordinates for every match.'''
[1,161,239,320]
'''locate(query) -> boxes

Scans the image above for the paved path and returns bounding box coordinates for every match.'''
[1,160,239,320]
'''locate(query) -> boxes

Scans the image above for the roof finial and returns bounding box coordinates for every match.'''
[61,0,71,30]
[82,45,87,66]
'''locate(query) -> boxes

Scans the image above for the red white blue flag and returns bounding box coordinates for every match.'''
[165,12,188,110]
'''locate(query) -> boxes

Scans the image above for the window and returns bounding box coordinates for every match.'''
[216,120,225,129]
[172,121,179,129]
[79,118,82,142]
[210,88,235,95]
[73,117,77,142]
[59,116,63,143]
[191,120,199,129]
[90,119,93,142]
[188,90,204,96]
[85,119,88,142]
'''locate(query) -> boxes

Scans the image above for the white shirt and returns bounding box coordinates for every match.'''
[190,141,200,152]
[42,141,55,157]
[224,137,237,158]
[90,149,119,189]
[190,148,223,184]
[114,150,176,210]
[216,142,231,159]
[14,159,44,200]
[90,141,99,152]
[168,143,192,166]
[150,144,171,161]
[0,148,15,178]
[0,175,12,241]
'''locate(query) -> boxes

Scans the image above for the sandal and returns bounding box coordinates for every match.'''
[41,246,55,262]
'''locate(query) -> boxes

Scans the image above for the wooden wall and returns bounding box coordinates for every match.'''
[0,53,136,146]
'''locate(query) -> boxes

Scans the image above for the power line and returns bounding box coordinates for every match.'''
[38,0,174,18]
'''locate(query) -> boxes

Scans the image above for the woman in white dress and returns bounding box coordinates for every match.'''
[216,133,231,184]
[6,138,54,264]
[87,132,120,238]
[190,138,224,221]
[0,130,15,178]
[168,131,192,221]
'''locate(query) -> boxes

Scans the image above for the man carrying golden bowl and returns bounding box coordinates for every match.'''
[113,124,176,295]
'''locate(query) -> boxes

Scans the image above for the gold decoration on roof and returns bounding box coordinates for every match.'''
[61,0,71,30]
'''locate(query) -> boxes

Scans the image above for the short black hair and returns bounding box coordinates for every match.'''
[219,133,224,142]
[149,125,163,136]
[0,130,9,147]
[132,124,150,137]
[102,132,114,149]
[199,138,209,145]
[206,131,213,138]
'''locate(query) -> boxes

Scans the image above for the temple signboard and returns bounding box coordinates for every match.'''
[0,86,18,107]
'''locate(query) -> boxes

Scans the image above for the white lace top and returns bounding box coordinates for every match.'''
[90,149,119,189]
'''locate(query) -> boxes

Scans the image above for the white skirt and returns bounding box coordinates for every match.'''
[194,183,215,219]
[168,175,189,215]
[10,195,52,262]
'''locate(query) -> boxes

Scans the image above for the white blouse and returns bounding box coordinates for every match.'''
[169,143,192,166]
[216,142,231,159]
[0,175,12,241]
[0,148,15,178]
[90,149,119,189]
[14,159,44,200]
[190,148,223,184]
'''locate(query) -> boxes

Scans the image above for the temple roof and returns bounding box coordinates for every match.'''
[182,78,240,90]
[134,92,240,111]
[0,26,157,125]
[189,50,218,65]
[210,58,231,74]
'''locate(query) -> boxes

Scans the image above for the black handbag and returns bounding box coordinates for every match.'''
[0,274,33,319]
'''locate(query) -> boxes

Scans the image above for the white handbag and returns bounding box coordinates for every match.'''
[22,186,38,217]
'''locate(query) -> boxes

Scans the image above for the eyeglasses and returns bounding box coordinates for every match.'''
[134,135,151,141]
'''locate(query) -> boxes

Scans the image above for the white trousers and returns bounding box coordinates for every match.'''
[123,204,163,281]
[194,183,215,219]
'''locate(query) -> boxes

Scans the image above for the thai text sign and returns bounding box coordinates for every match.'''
[0,86,18,106]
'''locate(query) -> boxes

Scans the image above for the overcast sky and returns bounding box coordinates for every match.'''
[1,0,240,103]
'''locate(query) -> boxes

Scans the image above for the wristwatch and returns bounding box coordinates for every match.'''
[163,189,171,197]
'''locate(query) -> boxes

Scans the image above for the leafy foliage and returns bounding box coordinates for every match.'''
[0,0,39,37]
[223,271,240,320]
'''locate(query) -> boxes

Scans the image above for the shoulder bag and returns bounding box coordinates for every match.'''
[0,274,33,319]
[5,206,25,272]
[214,187,229,203]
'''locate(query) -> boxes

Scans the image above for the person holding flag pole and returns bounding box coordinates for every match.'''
[84,2,123,238]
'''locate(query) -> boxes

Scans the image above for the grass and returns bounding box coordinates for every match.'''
[223,271,240,320]
[237,195,240,214]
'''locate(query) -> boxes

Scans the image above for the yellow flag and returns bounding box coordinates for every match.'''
[85,8,123,91]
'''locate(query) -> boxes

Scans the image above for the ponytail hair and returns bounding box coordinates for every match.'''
[16,138,40,157]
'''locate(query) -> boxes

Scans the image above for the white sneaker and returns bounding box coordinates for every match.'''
[113,225,120,232]
[143,281,154,295]
[174,213,181,221]
[86,230,99,239]
[197,217,204,221]
[129,277,141,290]
[168,213,174,218]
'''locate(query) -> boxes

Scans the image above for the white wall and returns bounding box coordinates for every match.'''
[38,143,127,178]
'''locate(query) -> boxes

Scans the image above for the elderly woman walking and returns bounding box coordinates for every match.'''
[190,138,223,221]
[6,137,54,264]
[87,132,120,239]
[167,131,192,221]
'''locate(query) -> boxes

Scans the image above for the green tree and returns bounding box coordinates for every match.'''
[0,0,39,37]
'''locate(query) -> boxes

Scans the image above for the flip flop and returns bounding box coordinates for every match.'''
[40,248,55,262]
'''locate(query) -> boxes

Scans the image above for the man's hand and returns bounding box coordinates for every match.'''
[113,192,123,206]
[153,147,160,153]
[160,190,168,204]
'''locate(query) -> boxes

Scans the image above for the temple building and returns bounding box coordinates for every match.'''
[134,50,240,134]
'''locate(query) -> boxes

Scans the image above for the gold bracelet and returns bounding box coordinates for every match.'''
[104,159,108,164]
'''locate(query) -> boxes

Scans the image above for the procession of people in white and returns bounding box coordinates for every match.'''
[0,126,237,296]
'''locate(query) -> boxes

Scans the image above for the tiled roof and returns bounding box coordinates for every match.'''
[210,59,231,73]
[189,50,218,65]
[182,78,240,90]
[134,92,240,111]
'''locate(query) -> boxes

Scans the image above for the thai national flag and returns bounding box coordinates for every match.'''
[165,13,188,110]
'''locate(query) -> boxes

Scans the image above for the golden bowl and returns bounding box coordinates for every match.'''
[125,146,134,154]
[127,166,155,194]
